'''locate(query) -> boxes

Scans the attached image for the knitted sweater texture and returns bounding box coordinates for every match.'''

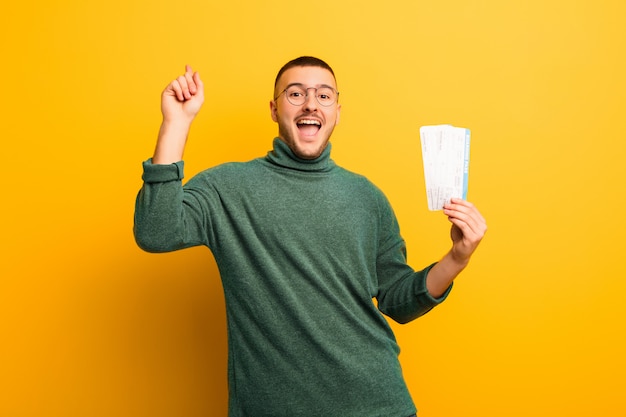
[134,138,451,417]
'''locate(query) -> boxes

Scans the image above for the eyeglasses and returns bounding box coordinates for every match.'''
[274,84,339,107]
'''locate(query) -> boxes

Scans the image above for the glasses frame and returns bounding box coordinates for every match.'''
[274,84,339,107]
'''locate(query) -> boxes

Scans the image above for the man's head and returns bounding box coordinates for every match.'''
[270,56,341,160]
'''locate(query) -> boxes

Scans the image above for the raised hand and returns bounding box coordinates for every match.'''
[152,65,204,164]
[161,65,205,124]
[443,198,487,265]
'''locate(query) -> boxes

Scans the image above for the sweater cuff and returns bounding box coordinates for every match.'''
[420,262,453,304]
[141,159,184,183]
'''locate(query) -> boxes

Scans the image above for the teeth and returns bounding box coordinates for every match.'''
[297,120,321,126]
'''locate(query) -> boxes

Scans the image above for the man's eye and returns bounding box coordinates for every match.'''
[289,91,304,97]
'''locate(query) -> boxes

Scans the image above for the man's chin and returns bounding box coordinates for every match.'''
[293,141,328,160]
[277,132,330,160]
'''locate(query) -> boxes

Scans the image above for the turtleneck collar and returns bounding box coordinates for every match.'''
[264,138,335,173]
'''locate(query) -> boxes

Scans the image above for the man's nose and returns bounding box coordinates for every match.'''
[303,88,318,110]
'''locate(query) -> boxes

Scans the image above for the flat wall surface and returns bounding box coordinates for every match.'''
[1,1,624,415]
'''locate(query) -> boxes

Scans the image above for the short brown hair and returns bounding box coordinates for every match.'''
[274,56,336,88]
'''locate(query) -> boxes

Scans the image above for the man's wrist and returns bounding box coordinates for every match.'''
[152,120,191,164]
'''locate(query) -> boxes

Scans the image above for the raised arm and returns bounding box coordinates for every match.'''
[134,66,207,253]
[152,65,205,164]
[426,198,487,297]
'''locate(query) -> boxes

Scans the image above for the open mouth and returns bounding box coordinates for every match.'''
[297,119,321,136]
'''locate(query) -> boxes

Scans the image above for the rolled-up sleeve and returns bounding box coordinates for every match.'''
[134,159,207,253]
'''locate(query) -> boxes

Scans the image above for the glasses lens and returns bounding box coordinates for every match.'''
[316,87,336,106]
[286,86,306,105]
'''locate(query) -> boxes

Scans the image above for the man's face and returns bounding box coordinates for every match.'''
[270,66,341,160]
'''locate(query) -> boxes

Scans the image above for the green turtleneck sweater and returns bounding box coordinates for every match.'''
[134,138,451,417]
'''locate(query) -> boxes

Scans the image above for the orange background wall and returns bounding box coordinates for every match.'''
[1,1,625,416]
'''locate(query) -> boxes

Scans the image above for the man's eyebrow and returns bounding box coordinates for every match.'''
[284,83,335,89]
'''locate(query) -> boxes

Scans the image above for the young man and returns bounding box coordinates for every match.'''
[134,56,486,417]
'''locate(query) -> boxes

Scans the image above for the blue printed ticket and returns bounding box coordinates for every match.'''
[419,125,471,211]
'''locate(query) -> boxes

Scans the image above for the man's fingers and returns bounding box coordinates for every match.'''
[444,200,487,240]
[193,71,203,94]
[166,79,185,102]
[175,75,192,100]
[184,65,199,94]
[446,200,486,225]
[164,65,202,102]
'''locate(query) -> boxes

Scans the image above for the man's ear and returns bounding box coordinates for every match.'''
[335,103,341,125]
[270,100,278,122]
